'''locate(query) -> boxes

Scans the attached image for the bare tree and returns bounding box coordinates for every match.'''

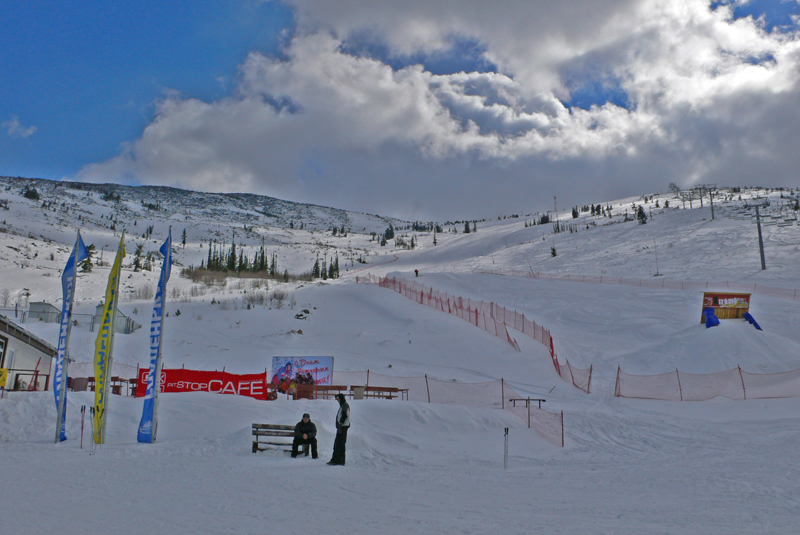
[271,289,287,309]
[1,288,10,307]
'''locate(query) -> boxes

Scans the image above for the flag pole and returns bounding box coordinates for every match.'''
[100,231,125,444]
[55,231,82,444]
[151,226,172,442]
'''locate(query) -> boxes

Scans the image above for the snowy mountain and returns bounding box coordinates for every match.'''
[3,178,800,534]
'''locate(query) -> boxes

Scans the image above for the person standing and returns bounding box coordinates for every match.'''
[327,393,350,466]
[292,413,318,459]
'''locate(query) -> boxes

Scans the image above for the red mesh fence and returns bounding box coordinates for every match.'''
[361,275,591,394]
[327,369,564,446]
[615,365,800,401]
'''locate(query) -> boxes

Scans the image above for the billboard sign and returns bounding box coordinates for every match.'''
[270,356,334,387]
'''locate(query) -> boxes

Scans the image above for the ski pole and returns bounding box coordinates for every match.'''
[80,405,86,449]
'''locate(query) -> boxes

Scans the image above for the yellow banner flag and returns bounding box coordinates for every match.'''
[93,234,125,444]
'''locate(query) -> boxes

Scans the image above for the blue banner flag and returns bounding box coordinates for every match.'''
[138,230,172,443]
[54,232,89,442]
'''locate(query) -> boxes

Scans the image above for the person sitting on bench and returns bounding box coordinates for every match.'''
[292,413,318,459]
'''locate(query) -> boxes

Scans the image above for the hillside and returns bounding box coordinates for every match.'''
[2,179,800,534]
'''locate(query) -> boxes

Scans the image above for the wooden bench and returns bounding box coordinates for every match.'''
[251,424,308,455]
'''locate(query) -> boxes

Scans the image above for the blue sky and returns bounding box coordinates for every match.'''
[0,0,294,179]
[3,1,800,219]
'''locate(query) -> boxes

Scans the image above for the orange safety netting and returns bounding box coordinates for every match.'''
[357,275,592,394]
[327,370,564,447]
[615,365,800,401]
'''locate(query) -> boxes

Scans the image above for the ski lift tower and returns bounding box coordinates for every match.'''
[694,184,717,220]
[744,198,770,270]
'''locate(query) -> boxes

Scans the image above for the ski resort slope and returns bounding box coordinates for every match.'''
[2,185,800,533]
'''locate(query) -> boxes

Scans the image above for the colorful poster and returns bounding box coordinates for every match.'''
[53,232,88,442]
[138,230,172,443]
[702,293,751,309]
[93,235,125,444]
[270,356,334,392]
[135,368,269,400]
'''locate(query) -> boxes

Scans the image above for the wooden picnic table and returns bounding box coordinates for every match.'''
[509,397,546,409]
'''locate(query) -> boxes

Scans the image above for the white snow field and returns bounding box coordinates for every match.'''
[2,179,800,534]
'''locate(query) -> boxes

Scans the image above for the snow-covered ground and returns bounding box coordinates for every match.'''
[2,179,800,534]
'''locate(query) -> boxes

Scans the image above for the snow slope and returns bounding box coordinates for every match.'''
[2,181,800,534]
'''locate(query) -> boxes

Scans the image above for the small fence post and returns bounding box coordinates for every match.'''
[425,374,431,403]
[587,365,593,394]
[614,366,621,397]
[561,411,564,447]
[676,368,683,401]
[366,369,370,388]
[738,365,746,400]
[527,398,530,428]
[501,378,504,409]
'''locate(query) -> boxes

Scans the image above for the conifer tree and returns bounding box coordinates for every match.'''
[227,240,237,271]
[312,257,320,278]
[464,222,471,234]
[321,258,328,280]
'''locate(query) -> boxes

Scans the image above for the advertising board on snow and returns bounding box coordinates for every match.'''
[270,356,334,386]
[700,291,752,322]
[136,368,269,400]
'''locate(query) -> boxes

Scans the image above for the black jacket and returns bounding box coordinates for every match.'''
[294,420,317,439]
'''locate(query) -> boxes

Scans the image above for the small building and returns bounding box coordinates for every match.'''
[0,315,57,391]
[92,304,142,334]
[29,301,61,323]
[700,291,751,323]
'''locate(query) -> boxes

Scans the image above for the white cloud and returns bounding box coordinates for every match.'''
[2,116,37,139]
[79,0,800,219]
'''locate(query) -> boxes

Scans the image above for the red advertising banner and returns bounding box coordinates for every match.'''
[136,368,269,400]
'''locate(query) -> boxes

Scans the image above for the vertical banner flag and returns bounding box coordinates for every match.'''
[54,231,88,443]
[93,233,125,445]
[138,229,172,443]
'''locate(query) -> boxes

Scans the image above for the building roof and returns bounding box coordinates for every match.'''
[0,315,58,358]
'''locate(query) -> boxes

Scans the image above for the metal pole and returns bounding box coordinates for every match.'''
[709,191,715,220]
[755,206,766,270]
[504,427,509,470]
[654,238,660,276]
[80,405,86,449]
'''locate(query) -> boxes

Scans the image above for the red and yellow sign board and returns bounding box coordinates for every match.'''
[701,292,751,322]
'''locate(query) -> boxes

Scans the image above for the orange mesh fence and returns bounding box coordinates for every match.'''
[615,365,800,401]
[363,275,591,393]
[327,368,564,446]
